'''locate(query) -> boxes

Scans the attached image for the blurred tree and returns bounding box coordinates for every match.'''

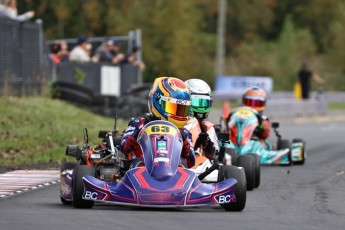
[101,0,215,83]
[226,0,277,49]
[16,0,345,91]
[226,15,317,91]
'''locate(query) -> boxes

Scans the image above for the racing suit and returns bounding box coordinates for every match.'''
[185,116,219,161]
[120,113,195,168]
[226,108,271,146]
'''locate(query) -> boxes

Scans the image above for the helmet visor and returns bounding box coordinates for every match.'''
[243,98,266,107]
[160,96,191,117]
[191,95,212,109]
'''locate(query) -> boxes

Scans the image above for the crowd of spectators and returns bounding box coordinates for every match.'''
[50,36,145,71]
[0,0,145,71]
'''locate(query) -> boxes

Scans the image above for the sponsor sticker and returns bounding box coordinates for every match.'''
[215,194,235,204]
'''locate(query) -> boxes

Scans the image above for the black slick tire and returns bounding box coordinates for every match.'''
[237,155,256,191]
[72,165,95,209]
[218,165,246,211]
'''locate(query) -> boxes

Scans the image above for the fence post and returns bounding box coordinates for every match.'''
[135,28,142,84]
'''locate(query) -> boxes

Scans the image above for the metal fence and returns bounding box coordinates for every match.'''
[0,17,143,97]
[0,18,49,96]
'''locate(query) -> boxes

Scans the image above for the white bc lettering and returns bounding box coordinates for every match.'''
[84,191,99,200]
[218,195,232,204]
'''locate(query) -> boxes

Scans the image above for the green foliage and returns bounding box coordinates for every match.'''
[0,97,128,167]
[226,16,317,91]
[74,67,85,84]
[17,0,345,91]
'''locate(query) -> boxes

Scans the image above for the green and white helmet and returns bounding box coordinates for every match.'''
[185,79,212,119]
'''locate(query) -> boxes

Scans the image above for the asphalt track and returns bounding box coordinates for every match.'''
[0,112,345,230]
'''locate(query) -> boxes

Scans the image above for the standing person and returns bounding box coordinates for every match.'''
[298,63,325,100]
[121,45,145,71]
[120,77,195,168]
[69,36,91,62]
[92,40,124,64]
[0,0,34,21]
[57,40,70,62]
[50,43,62,64]
[49,41,69,64]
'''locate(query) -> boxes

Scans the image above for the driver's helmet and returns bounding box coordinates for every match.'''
[242,86,267,113]
[148,77,191,129]
[185,79,212,120]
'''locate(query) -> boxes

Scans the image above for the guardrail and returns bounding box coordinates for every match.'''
[213,91,345,117]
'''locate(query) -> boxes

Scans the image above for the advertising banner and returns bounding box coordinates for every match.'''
[215,76,273,94]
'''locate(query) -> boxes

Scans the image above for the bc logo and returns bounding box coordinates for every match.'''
[216,194,235,204]
[84,191,99,200]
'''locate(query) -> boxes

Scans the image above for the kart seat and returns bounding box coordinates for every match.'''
[135,161,145,167]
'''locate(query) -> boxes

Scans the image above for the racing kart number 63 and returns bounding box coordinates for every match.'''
[72,120,247,211]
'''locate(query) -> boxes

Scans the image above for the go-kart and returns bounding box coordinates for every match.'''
[228,106,306,166]
[60,123,131,206]
[185,116,257,191]
[72,120,247,211]
[270,122,306,165]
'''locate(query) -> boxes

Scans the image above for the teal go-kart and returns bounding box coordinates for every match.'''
[228,107,306,166]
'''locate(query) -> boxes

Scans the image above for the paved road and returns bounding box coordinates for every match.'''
[0,115,345,230]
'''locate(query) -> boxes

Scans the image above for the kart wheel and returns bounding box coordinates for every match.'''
[248,154,260,188]
[292,138,306,165]
[60,196,72,205]
[277,139,292,166]
[225,148,237,165]
[237,155,256,191]
[60,162,79,205]
[72,165,95,209]
[218,165,246,211]
[61,162,79,170]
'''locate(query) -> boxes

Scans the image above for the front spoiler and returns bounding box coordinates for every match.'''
[82,167,237,207]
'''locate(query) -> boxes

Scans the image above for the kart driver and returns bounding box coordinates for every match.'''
[227,86,271,148]
[120,77,195,168]
[184,79,219,160]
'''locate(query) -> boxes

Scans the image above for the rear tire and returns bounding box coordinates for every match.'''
[292,138,306,165]
[225,148,237,165]
[248,154,260,188]
[237,155,256,191]
[218,165,246,211]
[277,139,292,166]
[72,165,95,209]
[60,162,79,205]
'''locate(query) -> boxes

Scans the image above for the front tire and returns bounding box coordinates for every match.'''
[248,154,260,188]
[218,165,246,211]
[237,155,256,191]
[72,165,95,209]
[60,162,79,205]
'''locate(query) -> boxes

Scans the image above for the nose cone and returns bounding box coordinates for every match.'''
[150,161,173,181]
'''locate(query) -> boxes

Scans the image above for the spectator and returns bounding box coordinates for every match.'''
[49,40,70,64]
[57,40,70,62]
[298,63,325,100]
[91,39,124,64]
[69,36,91,62]
[122,45,145,71]
[0,0,35,22]
[50,43,62,64]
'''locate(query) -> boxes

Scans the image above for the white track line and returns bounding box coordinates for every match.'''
[0,170,60,198]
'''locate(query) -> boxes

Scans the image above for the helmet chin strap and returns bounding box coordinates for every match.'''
[195,112,207,120]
